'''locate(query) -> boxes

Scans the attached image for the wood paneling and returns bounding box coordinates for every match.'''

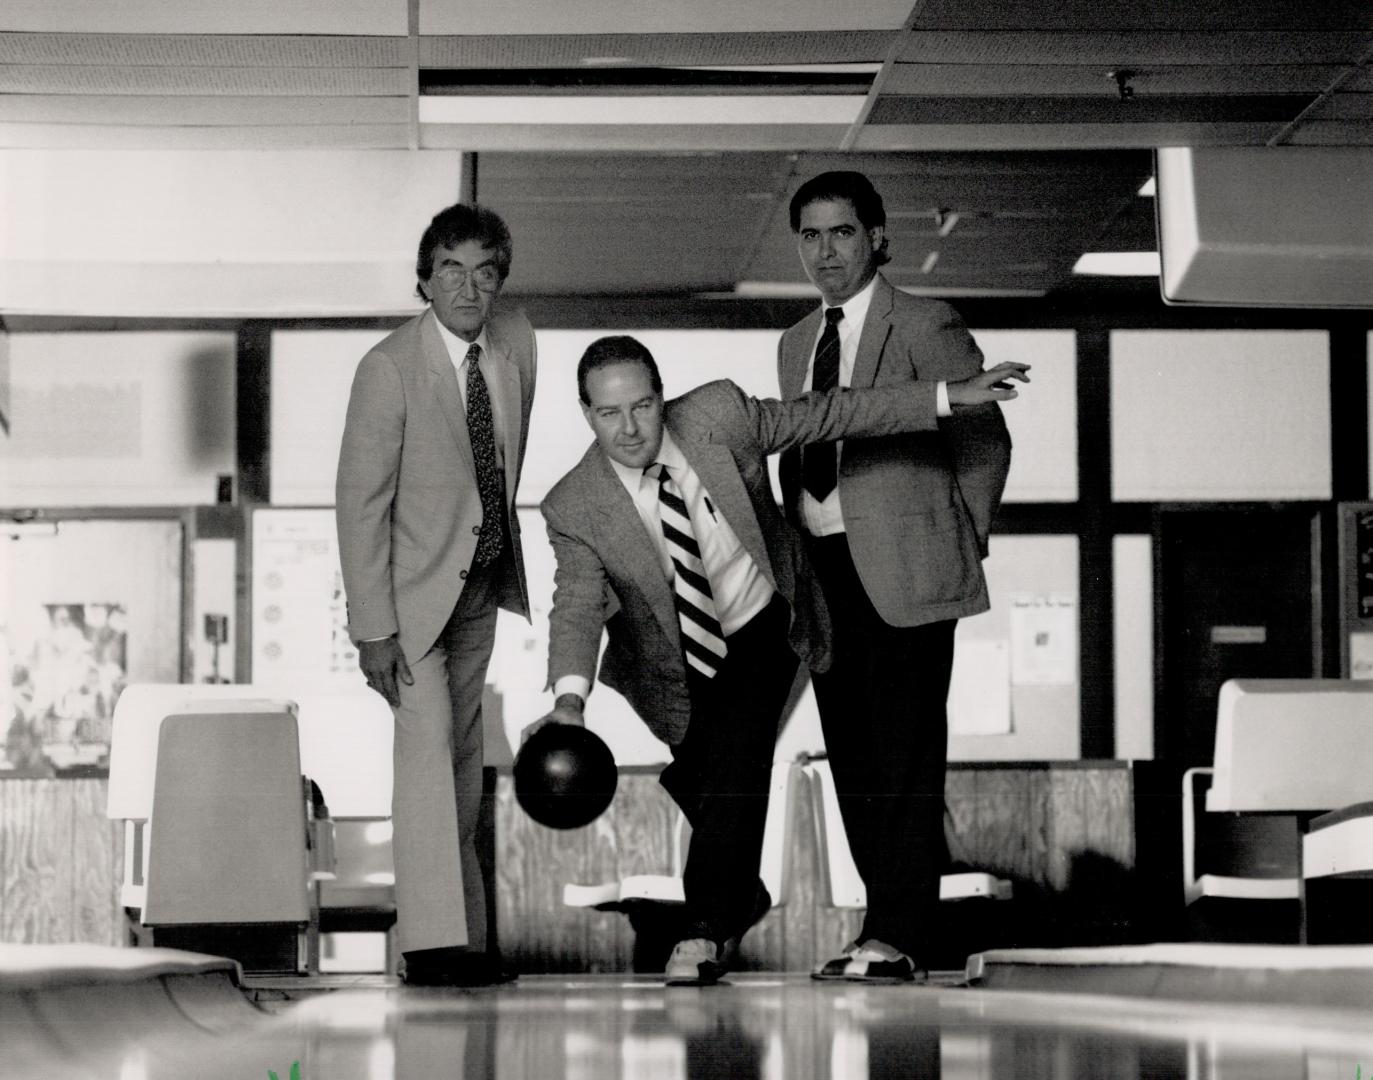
[0,779,122,945]
[496,762,1136,972]
[0,764,1137,967]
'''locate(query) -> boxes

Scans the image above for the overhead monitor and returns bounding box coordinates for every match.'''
[1156,146,1373,309]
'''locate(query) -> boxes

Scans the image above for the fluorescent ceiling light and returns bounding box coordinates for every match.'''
[1073,252,1161,276]
[1138,176,1156,196]
[419,95,865,125]
[731,281,818,298]
[729,282,1046,299]
[682,64,882,75]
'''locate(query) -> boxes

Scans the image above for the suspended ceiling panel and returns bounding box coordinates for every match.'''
[479,149,1153,299]
[3,150,464,316]
[418,0,915,35]
[419,33,892,67]
[1,0,407,35]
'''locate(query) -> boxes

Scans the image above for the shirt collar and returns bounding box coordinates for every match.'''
[430,310,490,366]
[823,271,878,331]
[607,428,685,496]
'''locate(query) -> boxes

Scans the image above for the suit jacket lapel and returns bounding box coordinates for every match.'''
[781,308,822,398]
[850,273,895,389]
[675,429,777,591]
[586,451,679,640]
[484,319,524,497]
[422,311,476,475]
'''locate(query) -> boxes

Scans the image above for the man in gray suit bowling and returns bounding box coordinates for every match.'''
[524,334,1025,984]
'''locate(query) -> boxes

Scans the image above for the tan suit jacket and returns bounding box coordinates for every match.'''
[336,306,537,662]
[542,377,944,746]
[777,273,1011,627]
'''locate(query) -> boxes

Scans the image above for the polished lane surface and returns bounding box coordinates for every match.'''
[10,972,1373,1080]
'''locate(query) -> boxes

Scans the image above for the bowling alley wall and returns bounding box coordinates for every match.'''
[1,313,1371,964]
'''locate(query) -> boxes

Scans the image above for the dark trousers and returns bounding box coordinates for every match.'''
[807,533,955,960]
[658,594,796,945]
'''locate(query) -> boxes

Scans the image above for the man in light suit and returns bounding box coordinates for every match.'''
[336,202,536,986]
[524,335,1025,985]
[778,171,1013,982]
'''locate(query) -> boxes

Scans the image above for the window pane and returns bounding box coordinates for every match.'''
[952,535,1080,762]
[2,332,235,507]
[972,330,1077,502]
[1114,535,1153,761]
[1111,330,1330,501]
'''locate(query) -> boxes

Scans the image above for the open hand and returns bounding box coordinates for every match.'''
[948,361,1031,406]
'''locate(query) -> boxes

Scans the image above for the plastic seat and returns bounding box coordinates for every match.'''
[802,757,1012,908]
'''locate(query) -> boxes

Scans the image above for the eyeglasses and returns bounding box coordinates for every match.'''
[432,264,502,291]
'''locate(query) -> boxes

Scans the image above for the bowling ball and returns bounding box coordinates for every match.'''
[514,723,618,829]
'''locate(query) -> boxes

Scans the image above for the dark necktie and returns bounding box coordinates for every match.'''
[651,463,727,679]
[465,344,505,567]
[801,306,845,500]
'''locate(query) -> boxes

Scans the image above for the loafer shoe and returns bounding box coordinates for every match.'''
[812,940,926,984]
[811,940,862,981]
[665,938,726,986]
[840,953,924,984]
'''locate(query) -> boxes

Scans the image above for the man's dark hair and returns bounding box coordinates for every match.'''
[577,335,664,406]
[415,202,513,297]
[788,170,891,265]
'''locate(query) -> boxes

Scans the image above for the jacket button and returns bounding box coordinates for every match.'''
[460,570,468,580]
[472,525,481,535]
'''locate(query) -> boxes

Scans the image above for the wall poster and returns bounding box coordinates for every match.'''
[1,518,182,774]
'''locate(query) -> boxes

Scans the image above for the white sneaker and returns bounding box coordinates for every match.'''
[665,938,724,986]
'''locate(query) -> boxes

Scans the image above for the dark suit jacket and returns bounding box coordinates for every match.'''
[542,377,944,745]
[336,306,537,663]
[777,273,1011,627]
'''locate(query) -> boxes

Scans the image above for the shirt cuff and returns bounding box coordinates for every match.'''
[553,675,592,702]
[936,380,952,418]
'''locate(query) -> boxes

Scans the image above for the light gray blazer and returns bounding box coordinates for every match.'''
[336,306,537,663]
[777,273,1011,627]
[542,377,944,745]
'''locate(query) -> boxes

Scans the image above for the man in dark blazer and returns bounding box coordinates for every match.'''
[336,203,536,986]
[524,335,1025,985]
[778,171,1013,982]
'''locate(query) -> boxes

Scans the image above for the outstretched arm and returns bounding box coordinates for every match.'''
[523,499,608,744]
[732,361,1029,456]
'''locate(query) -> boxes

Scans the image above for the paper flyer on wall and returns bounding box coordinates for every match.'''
[1009,593,1078,686]
[948,638,1012,736]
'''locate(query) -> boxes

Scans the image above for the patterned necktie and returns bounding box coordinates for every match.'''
[465,344,505,567]
[651,463,727,679]
[801,306,845,500]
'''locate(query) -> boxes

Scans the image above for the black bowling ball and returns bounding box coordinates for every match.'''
[514,723,618,829]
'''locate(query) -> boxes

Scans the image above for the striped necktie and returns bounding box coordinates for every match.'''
[801,305,845,500]
[651,463,728,679]
[465,343,505,567]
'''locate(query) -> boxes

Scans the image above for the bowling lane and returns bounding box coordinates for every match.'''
[10,971,1373,1080]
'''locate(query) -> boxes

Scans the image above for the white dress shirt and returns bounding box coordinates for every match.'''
[431,315,507,470]
[799,274,952,536]
[553,429,775,704]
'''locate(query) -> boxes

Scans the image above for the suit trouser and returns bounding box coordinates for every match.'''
[807,533,955,961]
[659,594,796,945]
[390,559,500,955]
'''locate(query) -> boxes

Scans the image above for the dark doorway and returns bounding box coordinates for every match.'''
[1139,505,1322,944]
[1155,505,1321,768]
